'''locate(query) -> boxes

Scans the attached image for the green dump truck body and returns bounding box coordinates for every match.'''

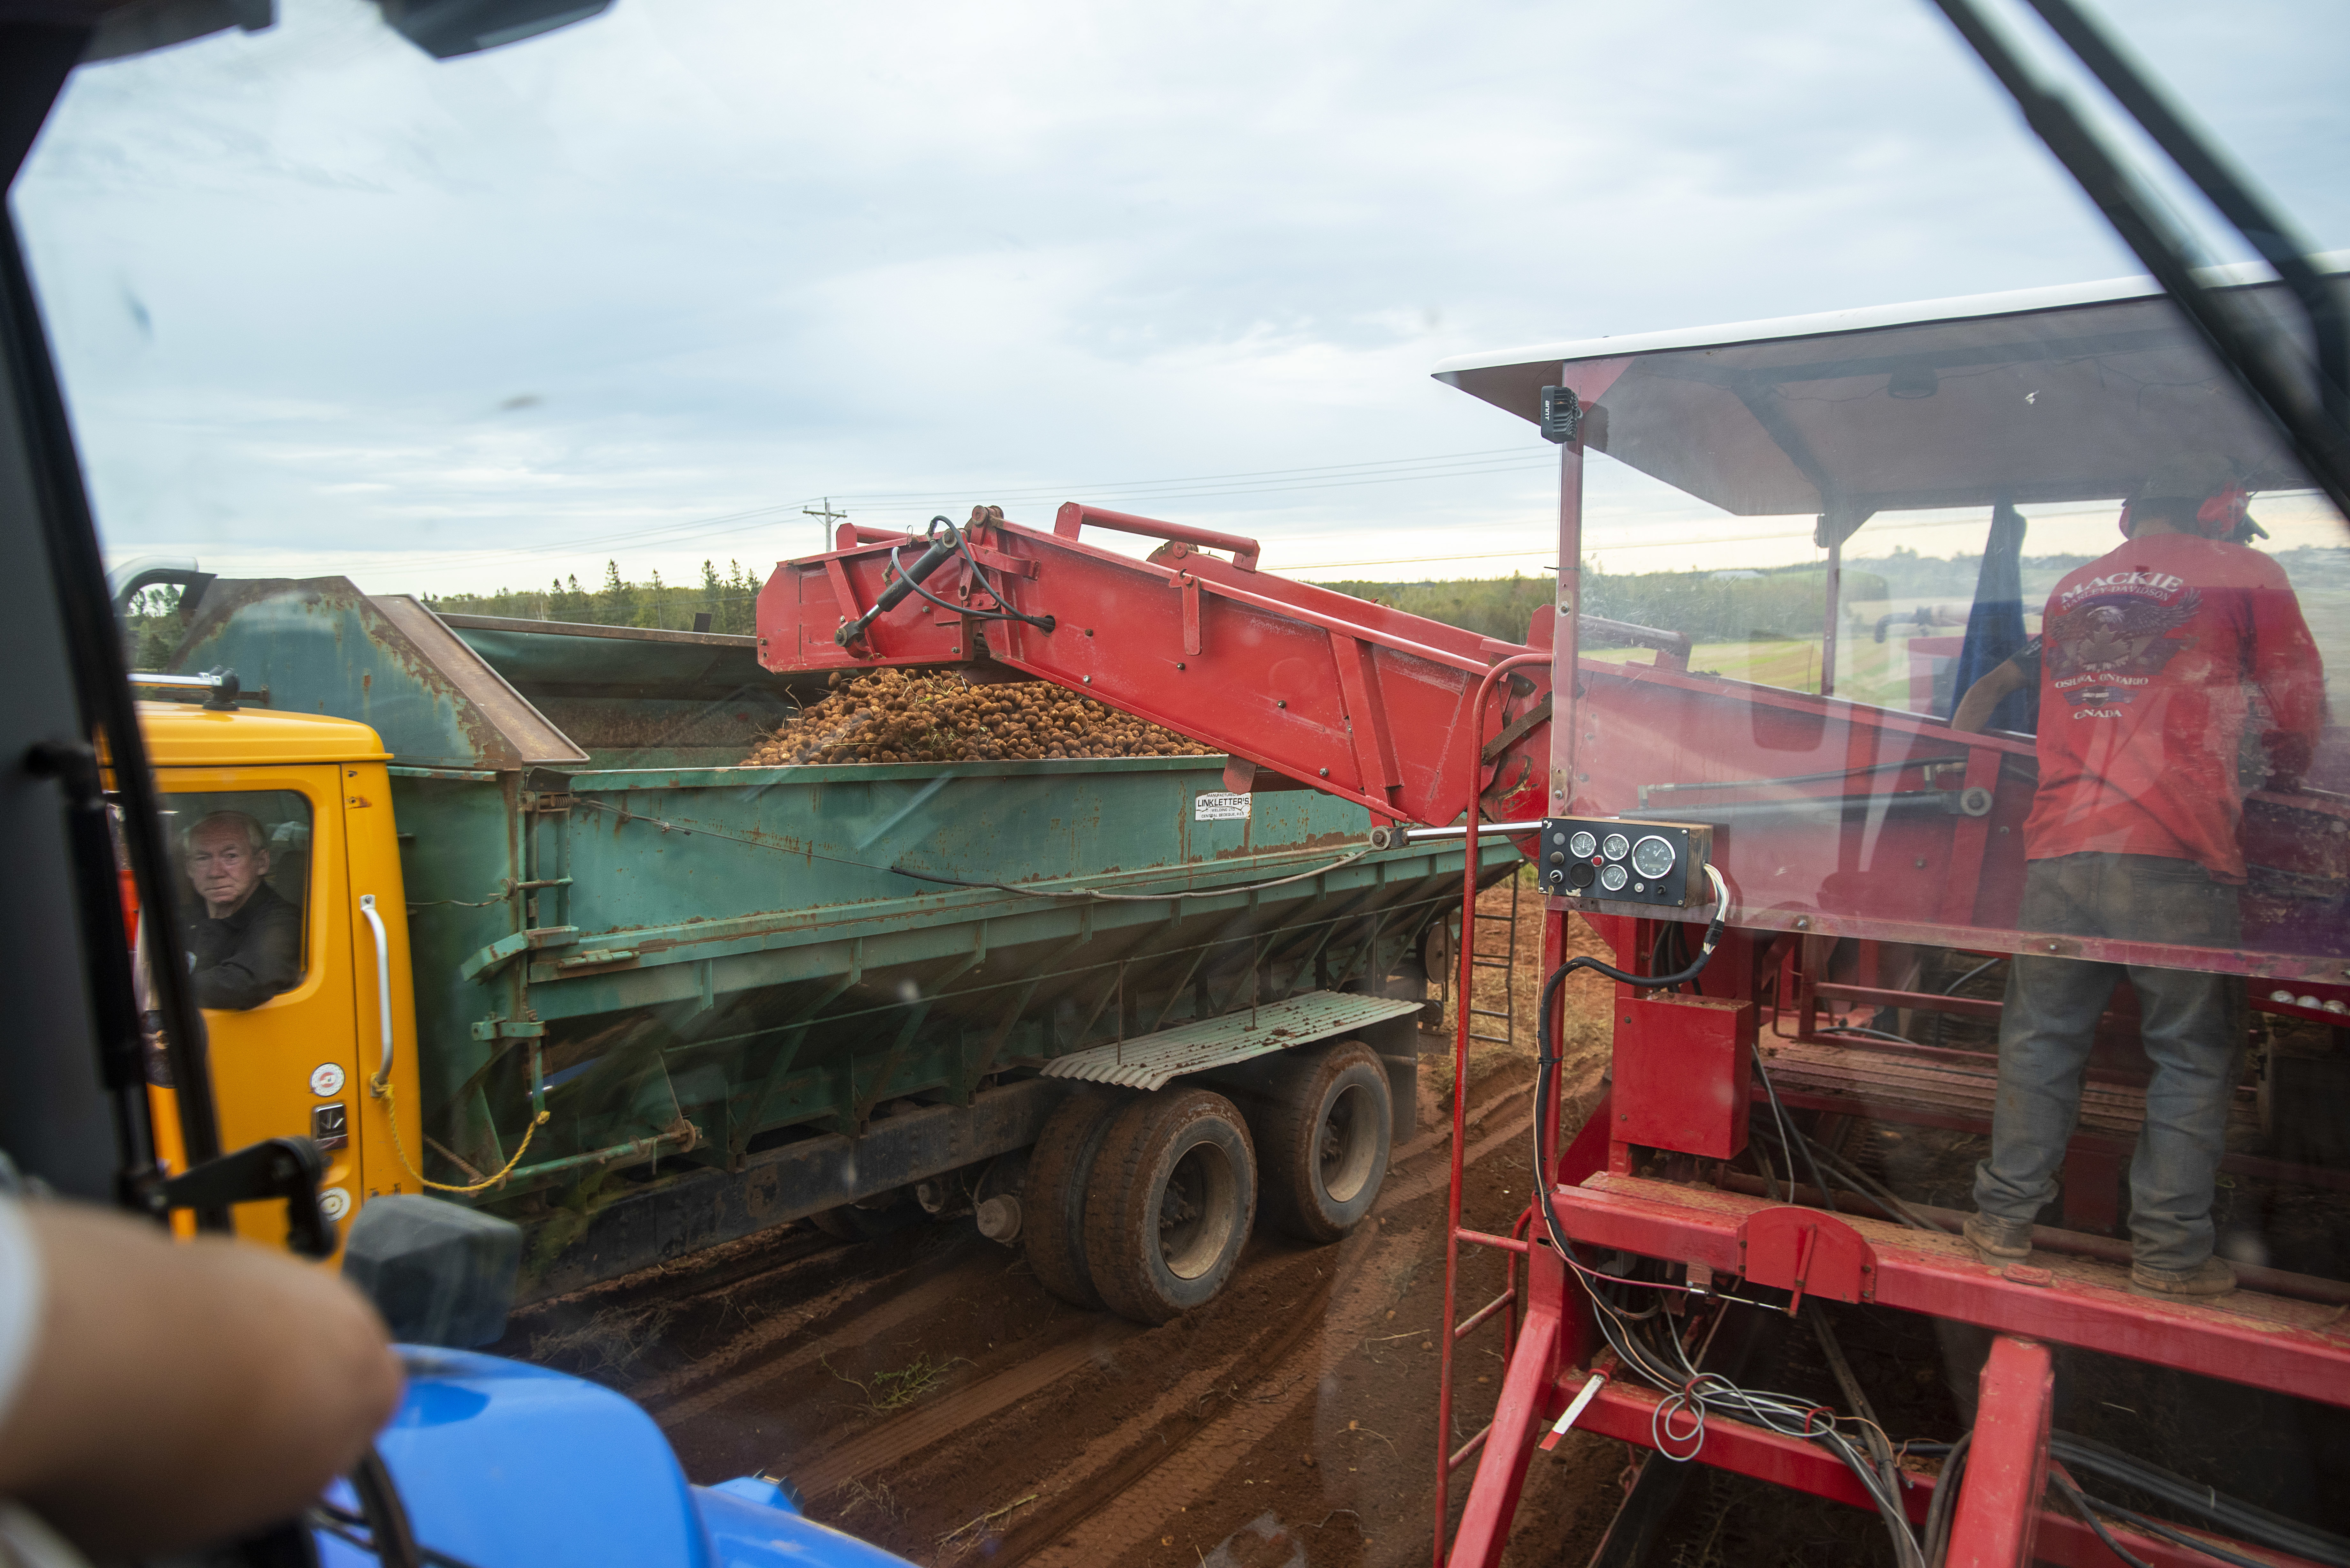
[171,579,1513,1294]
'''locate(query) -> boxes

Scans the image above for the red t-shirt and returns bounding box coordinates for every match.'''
[2020,533,2325,882]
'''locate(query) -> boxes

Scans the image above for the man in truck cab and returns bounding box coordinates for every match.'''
[1950,453,2327,1298]
[182,811,301,1010]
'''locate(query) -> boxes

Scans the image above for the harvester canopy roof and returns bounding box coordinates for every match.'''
[1431,256,2348,521]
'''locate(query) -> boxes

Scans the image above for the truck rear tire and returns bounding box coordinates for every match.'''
[1023,1088,1131,1309]
[1251,1039,1391,1243]
[1084,1087,1256,1324]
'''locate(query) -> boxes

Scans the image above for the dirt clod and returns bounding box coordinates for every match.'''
[746,667,1217,766]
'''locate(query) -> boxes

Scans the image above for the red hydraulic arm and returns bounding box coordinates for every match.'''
[754,501,1658,828]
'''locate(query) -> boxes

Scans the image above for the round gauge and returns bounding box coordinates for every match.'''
[1599,863,1629,893]
[1568,830,1598,859]
[1630,835,1676,879]
[1600,832,1631,862]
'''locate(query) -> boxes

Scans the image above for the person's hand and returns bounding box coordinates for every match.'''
[0,1201,403,1557]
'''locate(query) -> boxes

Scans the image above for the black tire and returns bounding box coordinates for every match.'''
[1023,1088,1132,1309]
[1251,1039,1392,1243]
[809,1190,920,1242]
[1084,1087,1257,1324]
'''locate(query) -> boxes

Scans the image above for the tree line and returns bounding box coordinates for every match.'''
[424,559,766,634]
[120,545,2342,671]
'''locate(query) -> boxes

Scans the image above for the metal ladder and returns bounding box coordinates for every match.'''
[1466,869,1521,1047]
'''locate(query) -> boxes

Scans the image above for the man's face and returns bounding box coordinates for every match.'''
[187,824,269,917]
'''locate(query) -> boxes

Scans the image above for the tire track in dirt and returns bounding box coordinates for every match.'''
[991,1229,1373,1564]
[994,1098,1541,1567]
[646,1243,999,1429]
[791,1317,1139,1496]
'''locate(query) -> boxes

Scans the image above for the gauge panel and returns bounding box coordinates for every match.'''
[1535,816,1711,909]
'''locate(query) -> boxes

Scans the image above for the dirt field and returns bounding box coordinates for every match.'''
[501,876,1647,1567]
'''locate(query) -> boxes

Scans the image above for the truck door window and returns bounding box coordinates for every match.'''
[162,791,311,1011]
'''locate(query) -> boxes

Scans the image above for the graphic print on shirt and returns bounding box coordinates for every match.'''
[2043,588,2199,719]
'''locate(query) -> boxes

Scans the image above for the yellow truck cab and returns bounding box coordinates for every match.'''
[141,701,421,1252]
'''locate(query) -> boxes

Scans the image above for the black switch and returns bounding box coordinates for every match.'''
[312,1101,349,1152]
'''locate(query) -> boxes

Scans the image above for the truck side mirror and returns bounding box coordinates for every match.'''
[342,1195,522,1348]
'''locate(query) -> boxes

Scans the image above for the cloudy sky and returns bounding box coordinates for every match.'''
[11,0,2348,599]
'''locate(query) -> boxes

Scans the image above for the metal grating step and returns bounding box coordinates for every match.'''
[1040,989,1424,1092]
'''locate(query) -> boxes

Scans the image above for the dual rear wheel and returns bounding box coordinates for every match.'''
[1025,1039,1393,1323]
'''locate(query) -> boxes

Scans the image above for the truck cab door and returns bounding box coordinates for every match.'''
[157,765,366,1250]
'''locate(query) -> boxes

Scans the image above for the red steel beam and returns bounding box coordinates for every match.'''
[1550,1176,2350,1407]
[1949,1337,2053,1567]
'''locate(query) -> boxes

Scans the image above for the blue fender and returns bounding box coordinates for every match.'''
[314,1347,913,1567]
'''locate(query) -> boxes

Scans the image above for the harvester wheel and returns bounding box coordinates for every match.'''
[1251,1039,1391,1243]
[1084,1087,1256,1324]
[1023,1088,1132,1309]
[809,1189,920,1242]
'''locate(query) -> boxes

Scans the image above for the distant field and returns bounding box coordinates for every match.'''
[1585,638,1830,695]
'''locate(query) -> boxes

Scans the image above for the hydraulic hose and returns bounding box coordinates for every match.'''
[1531,860,1730,1279]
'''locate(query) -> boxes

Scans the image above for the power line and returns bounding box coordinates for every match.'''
[224,444,1559,579]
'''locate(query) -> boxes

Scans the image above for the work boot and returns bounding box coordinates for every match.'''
[1963,1213,2033,1263]
[2129,1257,2236,1299]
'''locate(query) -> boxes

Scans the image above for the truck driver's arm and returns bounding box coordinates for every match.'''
[0,1197,403,1558]
[191,895,302,1011]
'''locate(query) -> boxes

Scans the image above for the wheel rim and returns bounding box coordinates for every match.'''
[1317,1082,1380,1206]
[1158,1135,1239,1280]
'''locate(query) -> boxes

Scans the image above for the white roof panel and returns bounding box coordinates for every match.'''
[1432,257,2347,517]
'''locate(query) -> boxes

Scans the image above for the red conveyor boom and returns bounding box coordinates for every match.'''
[757,502,1579,828]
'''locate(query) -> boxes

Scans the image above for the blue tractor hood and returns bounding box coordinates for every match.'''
[317,1347,913,1567]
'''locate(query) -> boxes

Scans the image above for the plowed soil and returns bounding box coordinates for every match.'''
[505,882,1639,1567]
[747,668,1217,765]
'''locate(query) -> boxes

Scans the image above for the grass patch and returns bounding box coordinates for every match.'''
[527,1303,675,1380]
[822,1350,968,1415]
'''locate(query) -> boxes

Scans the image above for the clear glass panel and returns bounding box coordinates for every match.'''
[1560,278,2348,966]
[160,789,311,1009]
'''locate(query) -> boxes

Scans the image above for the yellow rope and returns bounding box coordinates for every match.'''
[373,1077,549,1194]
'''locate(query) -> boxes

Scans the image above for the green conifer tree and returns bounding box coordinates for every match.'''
[599,560,635,627]
[699,560,723,631]
[724,560,757,634]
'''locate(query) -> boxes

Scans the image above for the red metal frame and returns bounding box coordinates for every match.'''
[748,400,2350,1562]
[1950,1337,2055,1568]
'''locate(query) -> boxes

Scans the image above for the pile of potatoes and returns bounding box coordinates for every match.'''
[747,667,1218,766]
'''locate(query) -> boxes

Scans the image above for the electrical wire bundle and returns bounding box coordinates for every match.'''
[1912,1430,2350,1568]
[1529,865,1931,1568]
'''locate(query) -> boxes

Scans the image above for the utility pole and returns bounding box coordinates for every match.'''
[803,497,847,554]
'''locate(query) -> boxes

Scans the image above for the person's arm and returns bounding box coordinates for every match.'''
[2247,575,2327,791]
[1952,653,2033,734]
[192,897,302,1011]
[0,1199,402,1558]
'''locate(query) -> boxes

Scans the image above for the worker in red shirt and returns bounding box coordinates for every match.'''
[1951,454,2326,1298]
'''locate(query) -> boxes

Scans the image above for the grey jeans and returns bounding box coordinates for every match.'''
[1971,852,2242,1272]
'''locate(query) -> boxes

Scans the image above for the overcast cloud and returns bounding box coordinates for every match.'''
[11,0,2348,595]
